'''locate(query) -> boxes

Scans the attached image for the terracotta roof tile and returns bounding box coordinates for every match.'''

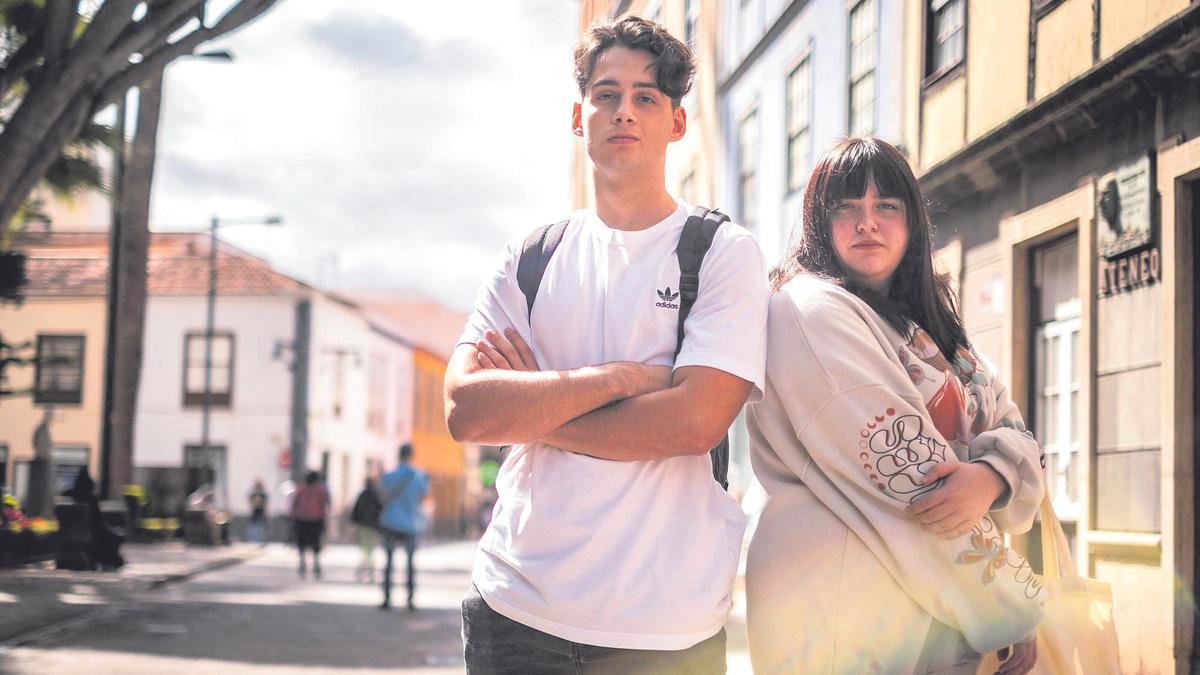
[15,232,306,298]
[147,256,304,295]
[22,257,109,297]
[341,290,467,361]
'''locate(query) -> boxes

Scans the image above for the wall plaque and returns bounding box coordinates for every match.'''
[1096,153,1155,260]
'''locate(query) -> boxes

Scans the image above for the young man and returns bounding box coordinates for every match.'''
[378,443,429,611]
[445,16,768,673]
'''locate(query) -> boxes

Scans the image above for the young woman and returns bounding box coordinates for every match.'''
[746,137,1045,674]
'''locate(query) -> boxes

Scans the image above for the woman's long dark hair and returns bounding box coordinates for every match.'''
[772,137,969,359]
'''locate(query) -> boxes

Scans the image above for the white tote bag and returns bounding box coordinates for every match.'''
[978,497,1121,674]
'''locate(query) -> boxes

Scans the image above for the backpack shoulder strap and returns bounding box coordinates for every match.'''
[517,219,570,319]
[674,206,730,358]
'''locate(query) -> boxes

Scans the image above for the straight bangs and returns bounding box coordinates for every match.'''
[777,136,970,360]
[813,141,914,223]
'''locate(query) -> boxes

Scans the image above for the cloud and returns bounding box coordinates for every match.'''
[150,0,578,312]
[306,13,425,71]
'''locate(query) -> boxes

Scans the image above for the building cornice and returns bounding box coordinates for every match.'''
[717,0,812,96]
[920,3,1200,206]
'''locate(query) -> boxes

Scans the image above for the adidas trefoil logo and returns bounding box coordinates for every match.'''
[655,286,680,309]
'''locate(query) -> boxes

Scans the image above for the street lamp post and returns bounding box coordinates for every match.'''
[199,215,283,500]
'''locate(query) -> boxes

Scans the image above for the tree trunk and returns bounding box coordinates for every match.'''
[106,68,162,498]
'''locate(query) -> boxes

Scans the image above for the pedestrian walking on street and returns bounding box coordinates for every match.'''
[378,443,428,611]
[291,470,329,579]
[350,476,383,583]
[446,15,767,673]
[247,478,268,545]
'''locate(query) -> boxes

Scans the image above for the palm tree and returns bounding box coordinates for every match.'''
[104,67,162,498]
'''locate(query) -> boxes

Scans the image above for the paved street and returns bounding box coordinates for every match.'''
[0,541,473,674]
[0,540,752,674]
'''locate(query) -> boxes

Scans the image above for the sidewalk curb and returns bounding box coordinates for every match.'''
[0,548,263,649]
[0,607,125,649]
[140,549,263,591]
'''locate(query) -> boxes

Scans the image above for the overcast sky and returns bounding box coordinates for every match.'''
[149,0,578,312]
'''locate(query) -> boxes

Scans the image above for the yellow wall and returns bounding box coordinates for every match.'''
[410,347,467,533]
[919,76,966,170]
[410,348,462,476]
[1100,0,1189,60]
[914,0,1190,175]
[966,0,1029,142]
[1034,0,1094,100]
[0,297,106,476]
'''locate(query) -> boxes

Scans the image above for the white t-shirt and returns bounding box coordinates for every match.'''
[457,200,768,650]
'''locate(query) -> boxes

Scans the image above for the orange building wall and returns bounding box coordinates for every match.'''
[410,348,466,534]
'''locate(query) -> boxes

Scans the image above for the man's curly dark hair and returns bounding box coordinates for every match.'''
[574,15,696,108]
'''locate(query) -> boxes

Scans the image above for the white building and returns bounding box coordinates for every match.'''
[130,234,416,529]
[719,0,910,265]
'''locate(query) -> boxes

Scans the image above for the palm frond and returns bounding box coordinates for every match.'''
[43,153,107,197]
[74,120,118,149]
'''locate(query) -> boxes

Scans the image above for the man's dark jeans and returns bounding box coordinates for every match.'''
[461,586,727,674]
[381,528,416,608]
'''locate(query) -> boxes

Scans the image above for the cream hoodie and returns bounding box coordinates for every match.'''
[746,276,1045,674]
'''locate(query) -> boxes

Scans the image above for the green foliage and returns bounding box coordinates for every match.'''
[0,249,27,306]
[1,0,111,241]
[1,0,43,37]
[2,0,108,243]
[0,321,34,397]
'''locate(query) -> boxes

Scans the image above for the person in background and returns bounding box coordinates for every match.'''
[247,478,268,545]
[66,468,125,570]
[378,443,428,611]
[350,476,383,583]
[291,470,329,579]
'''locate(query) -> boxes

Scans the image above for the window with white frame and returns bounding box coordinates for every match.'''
[786,53,813,194]
[927,0,966,79]
[1032,235,1081,523]
[396,365,407,437]
[34,334,85,404]
[848,0,878,137]
[738,108,759,229]
[51,446,89,494]
[643,0,662,23]
[684,0,701,47]
[183,444,227,502]
[183,332,234,407]
[739,0,763,57]
[367,354,388,433]
[680,167,697,206]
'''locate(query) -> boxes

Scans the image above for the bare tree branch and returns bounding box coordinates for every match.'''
[96,0,277,110]
[64,0,139,71]
[0,1,138,199]
[0,34,44,103]
[42,0,75,75]
[0,93,93,232]
[104,0,204,71]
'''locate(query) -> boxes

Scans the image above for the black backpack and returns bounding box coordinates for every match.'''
[515,205,732,490]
